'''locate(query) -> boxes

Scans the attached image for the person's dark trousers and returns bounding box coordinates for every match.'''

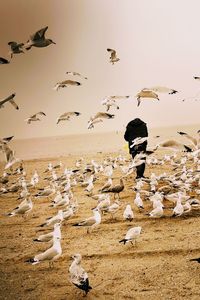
[131,142,147,178]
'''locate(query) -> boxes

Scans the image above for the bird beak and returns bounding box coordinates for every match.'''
[52,41,56,44]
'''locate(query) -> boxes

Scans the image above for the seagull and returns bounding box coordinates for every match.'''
[7,198,33,217]
[54,80,81,91]
[25,112,46,124]
[33,223,61,242]
[136,89,159,106]
[119,226,142,245]
[0,57,10,64]
[8,41,24,58]
[89,112,115,122]
[148,86,178,94]
[87,118,103,129]
[0,93,18,110]
[0,135,14,145]
[24,26,56,50]
[177,131,200,149]
[1,144,20,170]
[39,210,64,227]
[134,192,144,209]
[107,48,120,64]
[57,112,81,124]
[102,178,124,199]
[123,204,134,221]
[172,197,184,217]
[101,98,119,111]
[148,202,163,218]
[26,236,62,267]
[66,71,87,80]
[72,208,101,233]
[69,254,92,295]
[157,140,192,152]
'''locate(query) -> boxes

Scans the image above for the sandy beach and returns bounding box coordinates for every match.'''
[0,127,200,299]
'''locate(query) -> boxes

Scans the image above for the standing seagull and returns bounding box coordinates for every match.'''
[26,236,62,267]
[24,26,56,50]
[107,48,120,64]
[0,93,18,110]
[119,226,142,245]
[72,208,101,233]
[69,254,92,295]
[8,41,24,58]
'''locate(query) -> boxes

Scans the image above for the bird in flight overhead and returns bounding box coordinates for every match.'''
[25,112,46,124]
[57,112,81,124]
[24,26,56,50]
[107,48,120,64]
[8,41,24,58]
[54,79,81,91]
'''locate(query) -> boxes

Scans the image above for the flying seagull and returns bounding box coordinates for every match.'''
[25,112,46,124]
[0,93,18,110]
[177,131,199,149]
[69,254,92,295]
[57,112,81,124]
[66,71,87,80]
[24,26,56,50]
[136,89,159,106]
[107,48,120,64]
[8,41,24,58]
[54,80,81,91]
[90,112,115,122]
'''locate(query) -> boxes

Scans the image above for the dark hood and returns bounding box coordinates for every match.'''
[126,118,146,128]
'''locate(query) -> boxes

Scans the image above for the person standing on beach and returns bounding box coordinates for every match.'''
[124,118,148,179]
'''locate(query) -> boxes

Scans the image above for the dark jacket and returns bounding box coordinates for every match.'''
[124,118,148,154]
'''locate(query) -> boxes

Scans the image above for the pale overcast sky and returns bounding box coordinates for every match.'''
[0,0,199,138]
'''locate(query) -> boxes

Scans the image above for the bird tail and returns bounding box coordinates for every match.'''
[33,239,42,242]
[119,239,127,245]
[25,258,35,263]
[190,258,200,262]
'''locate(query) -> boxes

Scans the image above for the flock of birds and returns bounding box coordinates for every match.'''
[0,25,200,296]
[1,130,200,295]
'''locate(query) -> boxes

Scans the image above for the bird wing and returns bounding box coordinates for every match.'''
[31,26,48,41]
[36,111,46,117]
[0,93,16,106]
[177,131,197,146]
[10,99,19,110]
[0,57,9,64]
[35,245,58,261]
[94,112,114,119]
[8,42,18,51]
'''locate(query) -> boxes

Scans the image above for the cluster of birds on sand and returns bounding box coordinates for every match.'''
[1,129,200,295]
[1,25,200,296]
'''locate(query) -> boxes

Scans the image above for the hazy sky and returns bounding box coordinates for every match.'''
[0,0,200,138]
